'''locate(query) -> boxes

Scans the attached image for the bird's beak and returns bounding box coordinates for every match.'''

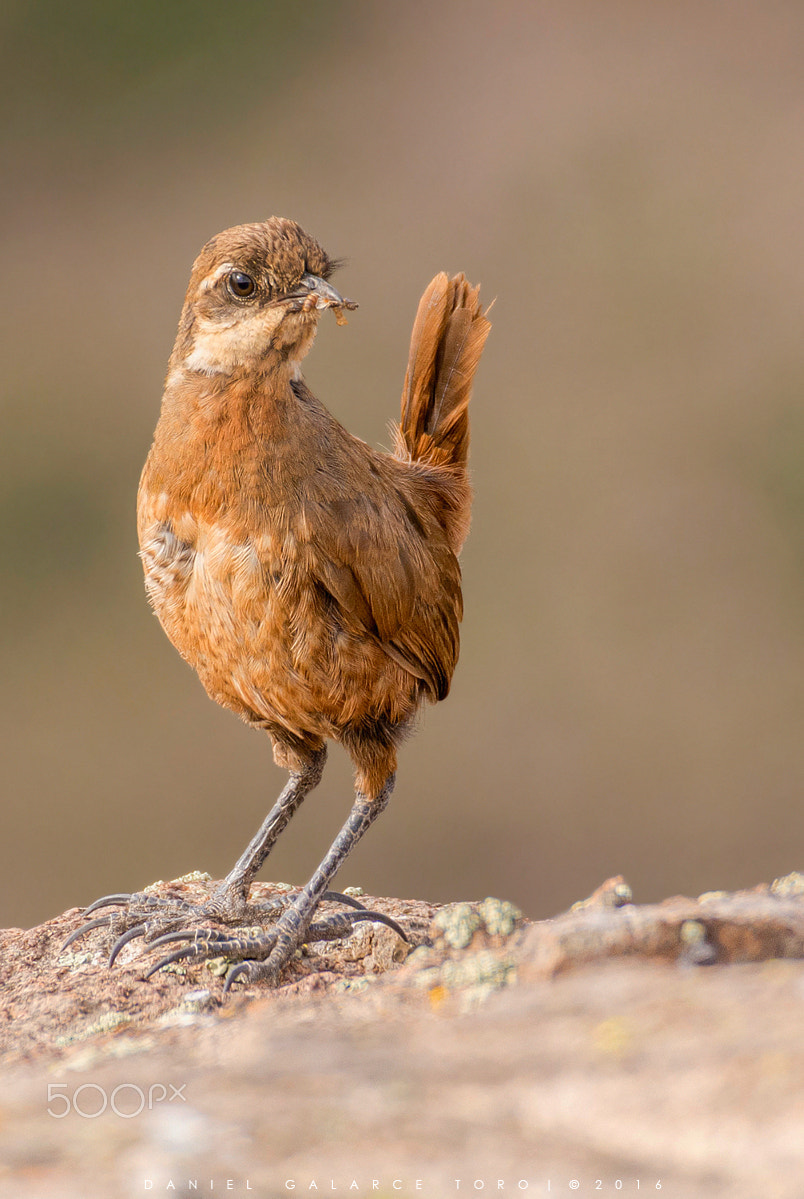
[288,273,358,313]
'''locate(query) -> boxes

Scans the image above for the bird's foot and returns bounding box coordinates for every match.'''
[62,884,407,987]
[144,903,408,992]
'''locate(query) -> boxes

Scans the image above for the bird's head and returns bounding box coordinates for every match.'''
[170,218,355,378]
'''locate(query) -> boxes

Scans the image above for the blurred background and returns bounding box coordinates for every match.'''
[2,0,803,929]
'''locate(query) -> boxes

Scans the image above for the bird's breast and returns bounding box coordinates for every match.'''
[138,505,349,735]
[140,504,286,622]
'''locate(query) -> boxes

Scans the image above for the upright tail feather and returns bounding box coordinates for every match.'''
[394,272,491,553]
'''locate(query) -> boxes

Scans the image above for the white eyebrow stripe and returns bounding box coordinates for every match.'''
[199,262,236,291]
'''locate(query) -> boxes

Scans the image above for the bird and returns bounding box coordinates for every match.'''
[67,217,491,989]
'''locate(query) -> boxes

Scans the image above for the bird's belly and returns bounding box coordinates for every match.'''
[140,519,300,717]
[139,518,415,738]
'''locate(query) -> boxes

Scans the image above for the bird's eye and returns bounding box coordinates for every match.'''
[227,270,256,299]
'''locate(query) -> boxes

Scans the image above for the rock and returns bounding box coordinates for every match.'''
[2,875,804,1196]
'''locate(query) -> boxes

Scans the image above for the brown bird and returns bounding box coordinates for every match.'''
[68,217,490,988]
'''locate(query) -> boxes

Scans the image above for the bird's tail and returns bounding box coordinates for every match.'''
[393,272,491,553]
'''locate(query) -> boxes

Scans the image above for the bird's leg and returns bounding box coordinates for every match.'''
[227,773,397,988]
[142,772,399,988]
[209,744,328,917]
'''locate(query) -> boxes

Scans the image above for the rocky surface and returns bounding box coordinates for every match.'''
[2,874,804,1197]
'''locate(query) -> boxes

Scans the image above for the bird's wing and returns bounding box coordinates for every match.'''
[306,490,462,701]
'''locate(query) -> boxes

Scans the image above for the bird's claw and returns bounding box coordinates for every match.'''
[142,906,408,986]
[61,890,203,955]
[62,885,406,991]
